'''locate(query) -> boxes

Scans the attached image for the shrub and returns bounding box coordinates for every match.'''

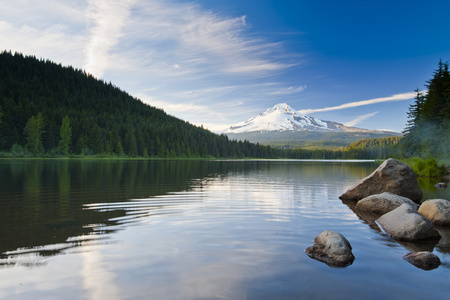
[402,157,447,178]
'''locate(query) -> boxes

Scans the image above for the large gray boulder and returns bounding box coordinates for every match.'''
[418,199,450,225]
[305,230,355,267]
[376,204,441,241]
[339,158,423,202]
[403,251,441,270]
[356,192,419,215]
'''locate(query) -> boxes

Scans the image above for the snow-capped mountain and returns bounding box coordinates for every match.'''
[222,103,373,134]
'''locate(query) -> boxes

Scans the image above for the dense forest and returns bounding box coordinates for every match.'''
[400,60,450,159]
[0,51,279,158]
[1,51,447,160]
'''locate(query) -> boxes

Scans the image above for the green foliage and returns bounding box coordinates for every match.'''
[342,136,402,159]
[24,112,45,155]
[0,51,277,159]
[401,157,447,178]
[10,143,31,157]
[401,60,450,159]
[2,51,444,161]
[58,116,72,155]
[0,105,3,128]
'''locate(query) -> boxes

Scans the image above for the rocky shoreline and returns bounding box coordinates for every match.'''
[305,158,449,270]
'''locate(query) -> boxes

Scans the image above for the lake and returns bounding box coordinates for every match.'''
[0,159,449,299]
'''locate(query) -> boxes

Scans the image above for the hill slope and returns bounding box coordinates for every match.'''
[0,51,276,158]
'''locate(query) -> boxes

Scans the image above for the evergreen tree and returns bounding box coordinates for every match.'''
[0,51,340,159]
[403,89,425,136]
[58,116,72,155]
[402,60,450,158]
[143,147,149,158]
[0,105,3,129]
[24,112,45,155]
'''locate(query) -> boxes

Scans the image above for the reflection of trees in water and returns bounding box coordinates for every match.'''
[0,159,381,267]
[417,177,450,202]
[0,159,232,265]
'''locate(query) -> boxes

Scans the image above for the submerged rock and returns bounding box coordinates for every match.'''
[403,251,441,270]
[418,199,450,225]
[339,158,423,202]
[376,204,441,241]
[434,182,447,189]
[305,230,355,267]
[356,192,418,215]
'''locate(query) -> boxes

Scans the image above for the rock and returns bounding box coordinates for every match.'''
[418,199,450,225]
[356,192,419,215]
[434,182,448,189]
[376,204,441,241]
[435,225,450,245]
[339,158,423,202]
[403,251,441,270]
[305,230,355,267]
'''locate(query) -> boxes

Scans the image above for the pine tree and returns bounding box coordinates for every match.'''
[24,112,45,155]
[143,147,149,158]
[0,105,3,129]
[402,60,450,158]
[58,116,72,155]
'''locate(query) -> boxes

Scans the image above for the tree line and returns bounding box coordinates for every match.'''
[1,51,446,160]
[0,51,279,158]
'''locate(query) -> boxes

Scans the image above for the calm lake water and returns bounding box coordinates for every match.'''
[0,159,449,300]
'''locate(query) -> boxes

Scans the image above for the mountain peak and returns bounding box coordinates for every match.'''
[222,103,386,134]
[271,103,291,111]
[223,103,330,133]
[265,103,301,115]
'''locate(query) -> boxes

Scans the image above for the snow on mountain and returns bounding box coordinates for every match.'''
[223,103,349,133]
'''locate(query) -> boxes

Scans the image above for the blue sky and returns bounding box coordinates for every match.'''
[1,0,449,132]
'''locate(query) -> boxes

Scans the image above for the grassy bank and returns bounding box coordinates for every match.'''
[400,157,448,178]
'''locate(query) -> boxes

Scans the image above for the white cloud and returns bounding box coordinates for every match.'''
[344,111,379,127]
[97,0,294,83]
[268,85,307,95]
[136,94,225,121]
[84,0,136,78]
[0,20,86,67]
[298,91,417,115]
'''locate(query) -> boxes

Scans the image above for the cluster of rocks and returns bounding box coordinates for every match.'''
[305,158,449,270]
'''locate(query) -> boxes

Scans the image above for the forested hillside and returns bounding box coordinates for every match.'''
[1,51,446,160]
[342,136,402,159]
[0,51,277,158]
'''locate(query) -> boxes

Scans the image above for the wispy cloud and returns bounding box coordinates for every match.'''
[4,0,415,133]
[0,0,304,130]
[268,85,307,95]
[84,0,136,78]
[101,0,295,83]
[136,94,226,122]
[298,92,417,114]
[344,112,379,127]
